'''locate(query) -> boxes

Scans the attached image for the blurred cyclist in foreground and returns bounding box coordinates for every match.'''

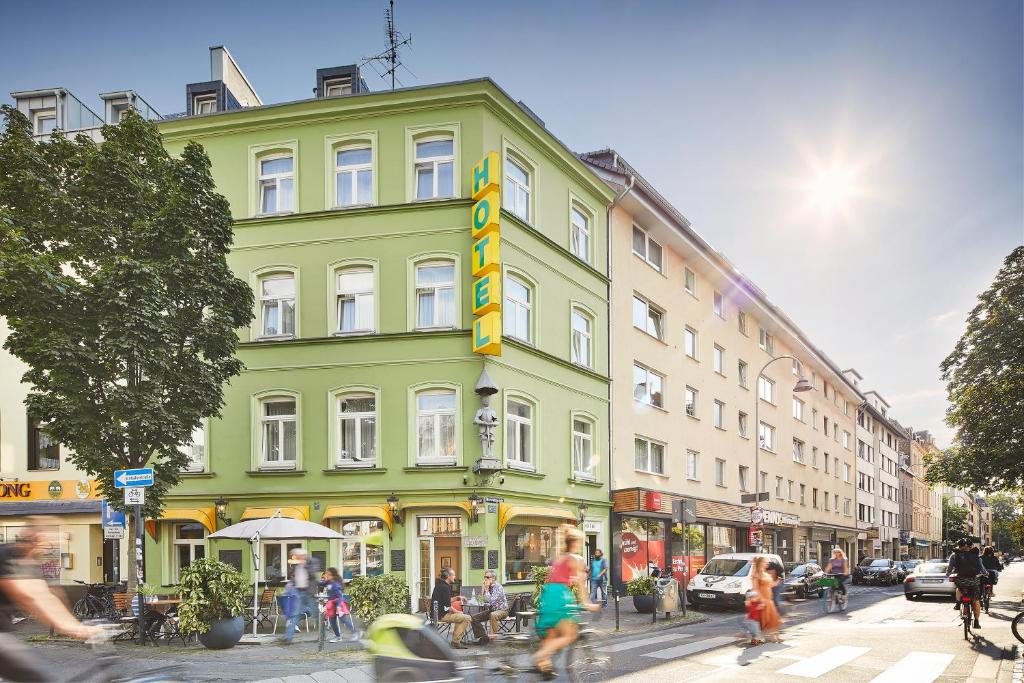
[0,521,103,681]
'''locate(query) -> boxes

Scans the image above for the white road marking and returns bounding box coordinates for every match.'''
[596,633,693,652]
[868,651,954,683]
[643,636,737,659]
[776,645,871,677]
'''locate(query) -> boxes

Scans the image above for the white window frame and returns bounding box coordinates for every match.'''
[686,450,699,480]
[324,76,353,96]
[758,421,775,451]
[258,273,297,340]
[632,295,664,340]
[505,396,536,471]
[634,436,665,475]
[335,392,378,468]
[178,423,206,473]
[738,360,748,388]
[257,153,295,215]
[738,310,748,335]
[715,458,726,487]
[258,396,298,470]
[633,363,665,409]
[759,327,774,353]
[414,259,457,330]
[337,519,387,579]
[685,386,698,418]
[684,267,696,296]
[413,135,455,200]
[792,397,804,421]
[843,430,851,449]
[503,154,532,222]
[572,414,596,481]
[739,466,750,492]
[193,95,216,115]
[34,109,57,135]
[259,540,305,582]
[738,411,749,438]
[713,345,725,375]
[843,463,852,482]
[569,201,592,263]
[570,307,593,368]
[713,400,725,429]
[334,143,374,208]
[632,225,663,272]
[504,273,533,343]
[684,326,698,360]
[713,290,725,319]
[793,438,805,464]
[335,266,376,334]
[757,376,775,404]
[171,523,207,583]
[415,389,458,466]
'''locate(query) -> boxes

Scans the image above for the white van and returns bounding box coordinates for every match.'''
[686,552,784,608]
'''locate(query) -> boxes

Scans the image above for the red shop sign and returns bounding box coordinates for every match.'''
[644,491,662,511]
[621,532,640,556]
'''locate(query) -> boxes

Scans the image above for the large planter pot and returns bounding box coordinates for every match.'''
[197,616,244,650]
[631,595,655,614]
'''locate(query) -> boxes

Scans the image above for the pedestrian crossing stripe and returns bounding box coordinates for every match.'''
[868,652,955,683]
[776,645,871,677]
[643,636,737,659]
[597,633,694,653]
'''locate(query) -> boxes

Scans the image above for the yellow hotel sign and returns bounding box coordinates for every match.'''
[471,152,502,355]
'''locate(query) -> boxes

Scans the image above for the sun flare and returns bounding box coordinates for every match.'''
[807,165,858,214]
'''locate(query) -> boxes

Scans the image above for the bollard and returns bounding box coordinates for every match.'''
[614,585,620,632]
[652,582,657,624]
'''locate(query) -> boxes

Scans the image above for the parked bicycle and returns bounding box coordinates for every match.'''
[71,581,119,621]
[819,574,848,613]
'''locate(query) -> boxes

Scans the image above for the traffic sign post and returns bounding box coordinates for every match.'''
[115,468,153,644]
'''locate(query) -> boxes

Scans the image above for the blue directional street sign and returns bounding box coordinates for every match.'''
[101,499,126,527]
[113,468,155,489]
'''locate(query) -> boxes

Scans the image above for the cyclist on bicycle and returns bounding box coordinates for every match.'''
[981,546,1001,589]
[533,525,598,678]
[825,548,850,596]
[946,538,988,629]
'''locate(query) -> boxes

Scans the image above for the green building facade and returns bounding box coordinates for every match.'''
[148,79,614,608]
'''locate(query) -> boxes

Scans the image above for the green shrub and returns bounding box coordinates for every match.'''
[530,565,550,605]
[347,573,410,625]
[625,575,655,596]
[177,557,249,635]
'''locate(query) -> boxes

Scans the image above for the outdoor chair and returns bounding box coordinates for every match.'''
[428,600,453,641]
[274,594,313,634]
[496,594,522,634]
[110,593,139,643]
[245,589,277,632]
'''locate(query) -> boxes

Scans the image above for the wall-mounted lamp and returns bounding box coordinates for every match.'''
[214,497,232,527]
[468,492,482,523]
[577,502,589,525]
[387,493,404,526]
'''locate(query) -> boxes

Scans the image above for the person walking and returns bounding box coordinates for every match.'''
[589,549,608,607]
[281,548,321,644]
[751,555,781,643]
[321,567,357,642]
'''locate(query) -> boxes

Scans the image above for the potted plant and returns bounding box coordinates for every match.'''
[177,557,249,649]
[626,575,656,613]
[346,573,410,626]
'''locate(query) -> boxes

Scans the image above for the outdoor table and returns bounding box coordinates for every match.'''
[517,609,536,630]
[147,598,181,614]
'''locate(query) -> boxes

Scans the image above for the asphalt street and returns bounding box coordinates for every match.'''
[601,561,1024,682]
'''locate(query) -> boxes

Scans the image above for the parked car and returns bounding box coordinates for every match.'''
[782,562,826,599]
[852,558,900,585]
[896,560,921,581]
[904,562,955,600]
[685,552,784,609]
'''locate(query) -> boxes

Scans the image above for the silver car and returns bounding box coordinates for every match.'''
[904,562,955,600]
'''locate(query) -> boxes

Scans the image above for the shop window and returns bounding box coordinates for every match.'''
[710,525,737,556]
[339,520,385,580]
[172,523,206,582]
[619,517,665,582]
[505,522,557,582]
[27,419,60,471]
[261,541,304,582]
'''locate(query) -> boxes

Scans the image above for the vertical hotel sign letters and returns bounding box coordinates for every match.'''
[471,151,502,355]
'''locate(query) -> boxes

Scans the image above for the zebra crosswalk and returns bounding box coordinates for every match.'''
[601,631,965,682]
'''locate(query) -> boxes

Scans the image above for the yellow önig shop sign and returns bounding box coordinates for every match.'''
[471,152,502,355]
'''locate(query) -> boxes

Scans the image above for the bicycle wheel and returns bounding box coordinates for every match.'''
[1011,612,1024,645]
[838,593,848,612]
[825,590,836,614]
[72,598,90,620]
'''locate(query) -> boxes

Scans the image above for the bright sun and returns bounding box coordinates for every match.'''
[807,166,857,213]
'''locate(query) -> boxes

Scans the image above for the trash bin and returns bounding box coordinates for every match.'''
[655,577,680,614]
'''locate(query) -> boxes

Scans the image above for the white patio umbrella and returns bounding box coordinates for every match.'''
[209,510,343,637]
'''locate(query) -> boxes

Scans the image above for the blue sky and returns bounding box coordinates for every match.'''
[2,0,1021,445]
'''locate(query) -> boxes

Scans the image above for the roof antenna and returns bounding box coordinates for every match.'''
[361,0,413,90]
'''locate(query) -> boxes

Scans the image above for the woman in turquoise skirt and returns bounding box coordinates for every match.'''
[533,525,598,676]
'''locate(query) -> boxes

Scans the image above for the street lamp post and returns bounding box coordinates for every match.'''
[753,355,813,543]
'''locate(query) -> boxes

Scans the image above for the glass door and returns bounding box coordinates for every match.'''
[418,537,435,613]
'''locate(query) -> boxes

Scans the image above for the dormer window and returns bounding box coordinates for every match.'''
[325,77,353,96]
[194,95,216,115]
[34,110,56,136]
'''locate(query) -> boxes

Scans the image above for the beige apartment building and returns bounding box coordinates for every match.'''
[580,150,861,588]
[909,430,943,557]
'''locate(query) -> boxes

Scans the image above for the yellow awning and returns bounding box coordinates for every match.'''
[321,505,394,534]
[399,501,473,515]
[145,506,217,539]
[497,503,577,532]
[239,505,310,522]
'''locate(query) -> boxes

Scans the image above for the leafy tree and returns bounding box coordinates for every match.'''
[942,498,970,547]
[925,247,1024,491]
[986,492,1023,553]
[0,108,252,524]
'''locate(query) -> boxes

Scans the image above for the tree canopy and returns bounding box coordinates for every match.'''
[925,246,1024,491]
[0,107,252,516]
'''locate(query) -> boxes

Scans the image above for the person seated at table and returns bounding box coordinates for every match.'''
[321,567,357,642]
[481,570,509,639]
[430,568,487,648]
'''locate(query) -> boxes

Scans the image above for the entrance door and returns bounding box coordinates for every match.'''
[102,539,118,583]
[585,534,597,565]
[417,537,434,613]
[415,515,463,613]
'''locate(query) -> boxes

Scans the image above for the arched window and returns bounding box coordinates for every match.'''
[414,137,454,199]
[415,260,455,329]
[336,392,377,467]
[415,389,457,464]
[505,395,535,470]
[258,273,296,339]
[335,144,373,207]
[259,395,298,469]
[336,266,375,334]
[258,154,294,214]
